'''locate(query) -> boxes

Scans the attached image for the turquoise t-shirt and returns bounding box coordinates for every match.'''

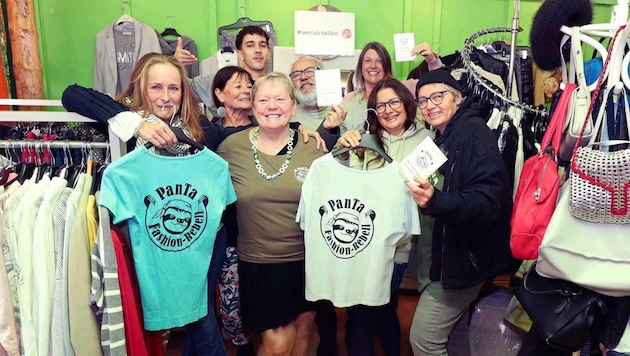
[100,147,236,330]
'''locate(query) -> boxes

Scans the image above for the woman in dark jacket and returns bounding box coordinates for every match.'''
[407,69,513,355]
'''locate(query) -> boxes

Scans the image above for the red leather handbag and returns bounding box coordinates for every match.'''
[510,82,576,260]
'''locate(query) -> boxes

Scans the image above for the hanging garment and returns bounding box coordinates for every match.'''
[14,175,51,356]
[90,202,126,356]
[50,187,74,356]
[2,179,34,355]
[297,154,420,307]
[0,182,21,356]
[58,175,87,356]
[155,32,199,78]
[32,176,67,355]
[111,223,149,356]
[67,173,102,355]
[199,49,238,77]
[99,147,236,330]
[93,19,161,97]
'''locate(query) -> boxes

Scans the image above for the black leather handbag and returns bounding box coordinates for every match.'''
[514,263,607,352]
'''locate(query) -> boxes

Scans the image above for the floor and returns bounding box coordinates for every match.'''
[164,276,526,356]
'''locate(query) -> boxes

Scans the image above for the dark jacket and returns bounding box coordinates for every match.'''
[422,98,513,289]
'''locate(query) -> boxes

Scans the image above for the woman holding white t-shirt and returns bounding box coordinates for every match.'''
[336,77,433,356]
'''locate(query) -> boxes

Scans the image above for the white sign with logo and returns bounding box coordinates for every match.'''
[400,136,447,184]
[294,10,355,56]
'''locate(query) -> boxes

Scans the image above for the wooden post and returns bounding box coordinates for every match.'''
[6,0,44,110]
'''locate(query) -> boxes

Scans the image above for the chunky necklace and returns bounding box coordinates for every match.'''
[252,128,295,180]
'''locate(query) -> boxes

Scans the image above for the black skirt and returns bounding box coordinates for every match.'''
[238,259,315,333]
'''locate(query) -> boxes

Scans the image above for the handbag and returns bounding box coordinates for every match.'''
[537,179,630,297]
[569,23,630,224]
[509,82,576,260]
[514,263,607,352]
[569,86,630,224]
[558,27,593,161]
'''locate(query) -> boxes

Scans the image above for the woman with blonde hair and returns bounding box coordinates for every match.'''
[113,52,205,153]
[216,72,324,356]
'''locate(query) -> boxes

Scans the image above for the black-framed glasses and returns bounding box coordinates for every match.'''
[374,97,403,114]
[289,67,317,81]
[417,91,448,109]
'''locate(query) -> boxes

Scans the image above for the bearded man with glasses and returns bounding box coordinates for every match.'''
[289,56,348,150]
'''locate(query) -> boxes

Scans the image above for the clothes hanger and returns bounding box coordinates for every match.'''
[160,14,180,38]
[143,105,205,152]
[43,141,59,178]
[90,143,110,195]
[144,127,205,152]
[331,108,393,163]
[33,141,51,182]
[116,0,133,24]
[217,16,273,33]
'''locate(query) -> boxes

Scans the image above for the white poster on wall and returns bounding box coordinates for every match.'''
[294,10,355,56]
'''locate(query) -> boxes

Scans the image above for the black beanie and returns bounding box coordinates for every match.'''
[530,0,593,70]
[416,69,462,94]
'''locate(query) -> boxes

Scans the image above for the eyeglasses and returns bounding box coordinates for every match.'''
[374,97,403,114]
[289,67,317,81]
[417,91,448,109]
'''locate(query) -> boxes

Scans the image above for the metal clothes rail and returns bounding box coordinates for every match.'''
[0,99,124,160]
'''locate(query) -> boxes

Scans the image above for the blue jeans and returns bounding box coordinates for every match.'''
[346,262,407,356]
[182,227,228,356]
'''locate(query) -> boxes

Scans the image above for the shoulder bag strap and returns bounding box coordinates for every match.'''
[541,83,577,155]
[560,34,574,84]
[571,27,589,91]
[571,24,628,161]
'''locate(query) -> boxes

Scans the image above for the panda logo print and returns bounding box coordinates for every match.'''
[319,198,375,259]
[144,183,209,252]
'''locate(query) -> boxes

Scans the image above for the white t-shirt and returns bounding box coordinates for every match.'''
[297,154,420,307]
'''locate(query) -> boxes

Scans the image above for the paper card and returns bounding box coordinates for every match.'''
[400,136,447,184]
[315,69,343,107]
[394,33,416,62]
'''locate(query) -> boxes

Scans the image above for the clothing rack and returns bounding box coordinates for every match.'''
[461,27,549,118]
[0,99,125,160]
[506,0,520,97]
[0,140,110,150]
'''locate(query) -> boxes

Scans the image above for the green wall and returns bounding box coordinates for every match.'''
[33,0,616,99]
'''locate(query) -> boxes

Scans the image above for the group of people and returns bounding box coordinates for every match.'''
[84,24,513,356]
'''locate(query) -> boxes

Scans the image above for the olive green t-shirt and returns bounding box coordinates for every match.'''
[216,128,324,264]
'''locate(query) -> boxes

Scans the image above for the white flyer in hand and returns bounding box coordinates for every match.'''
[400,137,447,183]
[394,33,416,62]
[315,69,343,107]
